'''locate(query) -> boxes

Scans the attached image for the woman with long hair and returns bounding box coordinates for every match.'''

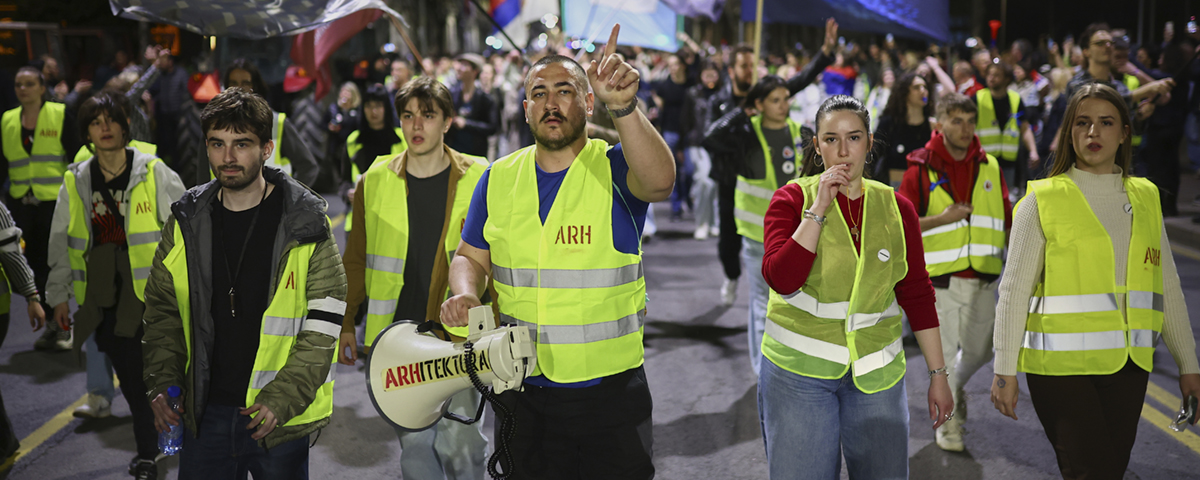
[872,72,934,185]
[991,83,1200,479]
[760,95,953,479]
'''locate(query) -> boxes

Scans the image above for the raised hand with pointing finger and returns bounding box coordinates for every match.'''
[587,25,640,113]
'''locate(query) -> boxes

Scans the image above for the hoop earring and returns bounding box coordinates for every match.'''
[814,155,823,168]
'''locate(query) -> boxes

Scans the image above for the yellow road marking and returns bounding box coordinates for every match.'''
[0,377,120,472]
[1141,402,1200,455]
[331,213,345,229]
[1146,381,1181,411]
[1171,242,1200,262]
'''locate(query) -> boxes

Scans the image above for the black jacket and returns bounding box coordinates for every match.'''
[703,51,833,182]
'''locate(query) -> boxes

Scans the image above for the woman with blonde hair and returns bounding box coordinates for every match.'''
[991,83,1200,479]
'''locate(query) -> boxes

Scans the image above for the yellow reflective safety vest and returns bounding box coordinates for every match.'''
[344,128,407,232]
[1123,75,1142,148]
[73,140,157,164]
[976,89,1021,161]
[362,152,486,344]
[2,102,66,201]
[735,116,802,243]
[265,111,293,176]
[63,151,168,302]
[921,154,1006,276]
[162,225,334,425]
[763,176,909,394]
[1018,175,1164,376]
[485,139,646,383]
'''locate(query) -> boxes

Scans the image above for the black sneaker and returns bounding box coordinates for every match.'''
[131,459,157,480]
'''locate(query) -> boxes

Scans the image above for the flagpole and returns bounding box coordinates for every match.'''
[386,13,427,74]
[465,0,531,66]
[753,0,764,63]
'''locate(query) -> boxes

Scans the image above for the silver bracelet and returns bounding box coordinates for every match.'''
[607,99,638,118]
[802,209,826,226]
[928,366,948,379]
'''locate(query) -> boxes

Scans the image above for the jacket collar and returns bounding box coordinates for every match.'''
[172,165,329,245]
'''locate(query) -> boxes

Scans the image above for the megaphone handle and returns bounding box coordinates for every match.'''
[443,396,489,425]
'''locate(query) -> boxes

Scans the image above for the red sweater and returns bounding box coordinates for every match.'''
[762,183,940,331]
[899,132,1013,283]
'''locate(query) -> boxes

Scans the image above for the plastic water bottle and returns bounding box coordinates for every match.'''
[158,386,183,455]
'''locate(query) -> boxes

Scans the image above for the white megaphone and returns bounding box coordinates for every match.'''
[366,306,536,431]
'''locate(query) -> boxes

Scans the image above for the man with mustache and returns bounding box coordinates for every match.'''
[336,76,490,478]
[441,25,675,479]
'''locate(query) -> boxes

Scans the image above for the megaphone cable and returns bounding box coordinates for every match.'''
[464,340,517,480]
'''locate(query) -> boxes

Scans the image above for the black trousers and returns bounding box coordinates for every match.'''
[94,307,159,460]
[493,367,654,480]
[1026,360,1149,480]
[1143,125,1184,217]
[8,199,54,318]
[716,179,741,281]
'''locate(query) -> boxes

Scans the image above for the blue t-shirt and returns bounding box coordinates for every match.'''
[461,144,649,387]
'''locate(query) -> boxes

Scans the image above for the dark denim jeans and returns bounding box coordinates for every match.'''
[179,404,310,480]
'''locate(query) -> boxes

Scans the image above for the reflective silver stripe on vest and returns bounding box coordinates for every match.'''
[262,315,303,337]
[31,176,62,185]
[735,178,775,200]
[499,311,644,345]
[970,214,1006,232]
[367,297,397,316]
[1022,330,1126,351]
[67,235,87,250]
[781,290,900,331]
[72,269,85,282]
[251,368,334,390]
[1128,290,1164,312]
[976,128,1002,137]
[764,318,850,365]
[1028,293,1118,315]
[492,264,642,289]
[365,254,405,275]
[925,244,1003,265]
[492,266,538,288]
[133,266,152,281]
[921,219,967,238]
[733,208,764,227]
[8,158,30,169]
[127,231,161,246]
[1130,329,1161,349]
[853,337,903,377]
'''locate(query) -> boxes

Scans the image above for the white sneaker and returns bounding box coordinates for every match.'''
[694,223,710,240]
[720,278,738,306]
[73,393,112,419]
[710,225,720,237]
[935,415,965,452]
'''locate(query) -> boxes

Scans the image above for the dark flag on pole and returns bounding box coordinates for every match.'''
[290,8,383,100]
[108,0,403,39]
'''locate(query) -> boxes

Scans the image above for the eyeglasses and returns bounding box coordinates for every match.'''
[1090,40,1113,48]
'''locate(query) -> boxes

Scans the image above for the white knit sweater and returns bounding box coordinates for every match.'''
[994,165,1200,376]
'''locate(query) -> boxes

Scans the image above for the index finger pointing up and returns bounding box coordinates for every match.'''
[605,24,621,58]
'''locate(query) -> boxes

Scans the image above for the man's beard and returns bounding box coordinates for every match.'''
[214,157,265,191]
[530,112,586,151]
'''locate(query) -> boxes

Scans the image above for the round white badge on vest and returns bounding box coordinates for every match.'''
[896,144,905,153]
[984,179,993,192]
[782,160,795,174]
[782,146,795,160]
[877,248,891,262]
[1123,203,1133,214]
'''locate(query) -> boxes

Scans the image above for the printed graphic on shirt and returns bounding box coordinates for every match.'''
[91,189,128,244]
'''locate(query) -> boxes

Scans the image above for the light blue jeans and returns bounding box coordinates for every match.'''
[85,333,115,401]
[687,147,716,228]
[743,237,767,376]
[758,358,909,480]
[394,388,489,480]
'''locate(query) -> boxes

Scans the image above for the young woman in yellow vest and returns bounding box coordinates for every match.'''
[338,76,490,479]
[342,84,406,233]
[3,66,81,352]
[991,83,1200,479]
[223,59,319,186]
[975,62,1040,198]
[47,93,185,479]
[142,88,345,479]
[760,95,953,479]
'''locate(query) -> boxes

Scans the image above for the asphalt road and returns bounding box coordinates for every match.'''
[2,199,1200,479]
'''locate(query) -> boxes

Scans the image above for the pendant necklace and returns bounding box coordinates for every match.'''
[220,185,269,317]
[847,198,862,243]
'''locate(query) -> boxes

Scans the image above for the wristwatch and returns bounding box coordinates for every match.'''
[803,209,826,226]
[928,366,949,379]
[25,292,41,304]
[607,99,638,119]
